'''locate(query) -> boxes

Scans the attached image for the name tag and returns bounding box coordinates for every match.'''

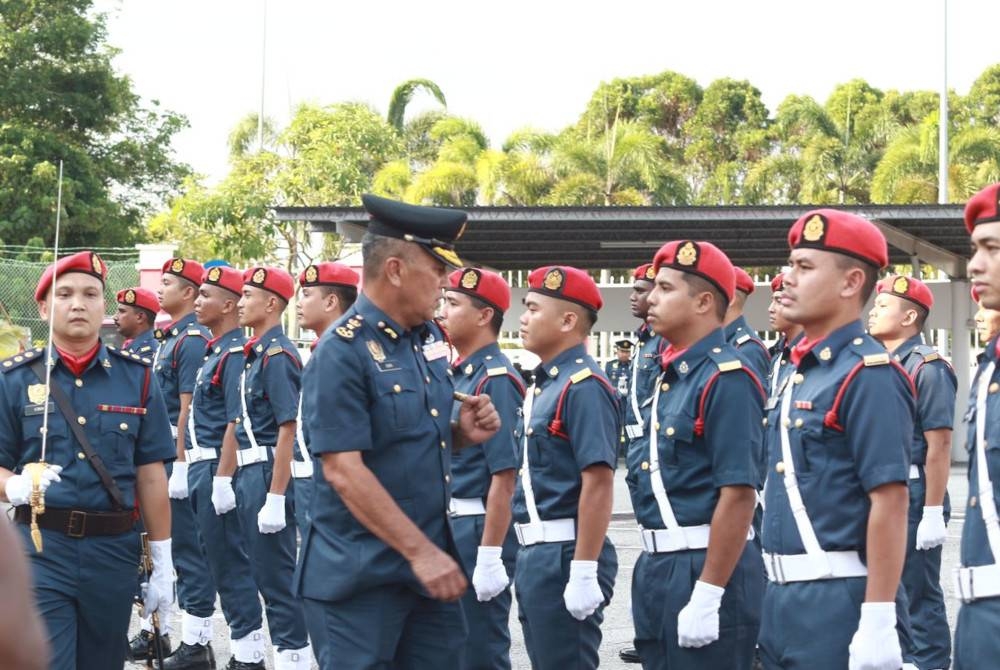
[24,402,54,417]
[422,341,449,361]
[625,424,644,439]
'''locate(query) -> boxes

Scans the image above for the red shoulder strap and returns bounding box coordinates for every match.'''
[473,371,527,398]
[210,352,234,386]
[693,368,766,437]
[548,374,616,440]
[822,360,914,432]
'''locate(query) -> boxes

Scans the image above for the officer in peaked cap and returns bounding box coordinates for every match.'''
[954,182,1000,669]
[629,241,764,668]
[0,251,176,670]
[295,195,500,668]
[757,210,917,669]
[115,287,160,355]
[868,275,956,670]
[439,266,525,670]
[513,265,620,669]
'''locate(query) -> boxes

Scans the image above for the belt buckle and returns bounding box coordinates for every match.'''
[67,510,86,538]
[769,554,787,585]
[958,568,975,603]
[514,524,525,545]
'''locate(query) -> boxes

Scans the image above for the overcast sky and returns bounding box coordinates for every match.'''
[98,0,1000,183]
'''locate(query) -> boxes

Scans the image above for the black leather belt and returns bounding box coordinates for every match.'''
[13,505,135,538]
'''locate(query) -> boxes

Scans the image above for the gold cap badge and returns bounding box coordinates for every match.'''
[676,242,698,267]
[543,269,564,291]
[892,276,909,294]
[645,266,656,280]
[207,267,221,282]
[304,265,318,283]
[171,259,184,273]
[461,269,479,290]
[252,268,266,284]
[124,289,135,304]
[802,215,825,243]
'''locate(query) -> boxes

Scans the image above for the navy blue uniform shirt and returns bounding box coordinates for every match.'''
[296,294,457,602]
[512,344,619,523]
[961,340,1000,568]
[0,345,174,510]
[123,328,159,357]
[891,334,956,466]
[624,324,666,429]
[190,328,247,450]
[762,321,913,556]
[629,329,764,528]
[604,358,631,398]
[724,314,771,386]
[154,313,209,426]
[238,325,302,450]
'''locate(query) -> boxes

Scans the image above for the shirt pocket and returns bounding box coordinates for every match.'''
[788,413,828,478]
[20,412,69,460]
[99,413,142,465]
[656,413,696,467]
[374,376,422,432]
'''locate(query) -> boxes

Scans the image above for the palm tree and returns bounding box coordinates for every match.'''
[387,79,447,133]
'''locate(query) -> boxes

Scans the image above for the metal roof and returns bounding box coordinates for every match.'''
[274,204,969,276]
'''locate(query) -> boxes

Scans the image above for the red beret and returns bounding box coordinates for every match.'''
[788,209,888,269]
[877,275,933,311]
[965,183,1000,233]
[116,287,159,313]
[653,240,736,302]
[448,267,511,312]
[770,273,785,292]
[633,263,657,282]
[35,251,107,301]
[527,266,602,312]
[734,267,755,295]
[298,262,359,289]
[162,258,205,286]
[244,266,294,302]
[202,265,243,296]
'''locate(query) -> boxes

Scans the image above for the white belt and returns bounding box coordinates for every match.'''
[625,424,644,440]
[640,525,711,553]
[514,518,575,546]
[763,550,867,584]
[909,464,920,480]
[171,425,178,439]
[186,446,218,464]
[449,497,486,517]
[954,563,1000,603]
[236,445,273,467]
[291,460,314,479]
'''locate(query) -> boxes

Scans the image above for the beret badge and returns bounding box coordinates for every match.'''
[892,276,909,294]
[304,265,318,283]
[461,269,479,290]
[543,269,564,291]
[676,242,698,267]
[803,215,825,242]
[124,289,136,305]
[252,268,266,284]
[207,267,222,282]
[92,254,103,274]
[171,259,184,273]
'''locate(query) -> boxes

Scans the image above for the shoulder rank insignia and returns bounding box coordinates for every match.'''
[863,353,890,366]
[140,345,152,352]
[108,348,152,366]
[486,366,508,377]
[336,325,355,339]
[229,345,244,353]
[922,352,940,363]
[735,333,752,345]
[570,368,592,384]
[266,345,284,356]
[716,360,742,372]
[1,347,42,372]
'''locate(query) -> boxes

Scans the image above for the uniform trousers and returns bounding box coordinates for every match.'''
[187,459,263,638]
[291,471,314,536]
[954,595,1000,669]
[515,538,617,670]
[632,542,763,669]
[168,460,218,618]
[234,460,309,651]
[19,525,138,670]
[452,513,518,670]
[302,584,467,669]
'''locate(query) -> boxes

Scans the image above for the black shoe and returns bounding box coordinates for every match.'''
[619,646,641,663]
[225,658,264,670]
[158,642,216,670]
[128,630,172,662]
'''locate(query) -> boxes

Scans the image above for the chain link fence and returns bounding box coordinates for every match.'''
[0,246,139,347]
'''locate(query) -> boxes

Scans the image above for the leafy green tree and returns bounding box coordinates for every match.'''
[387,78,447,133]
[0,0,188,247]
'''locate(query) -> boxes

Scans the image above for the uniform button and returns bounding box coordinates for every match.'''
[119,422,128,430]
[78,452,86,460]
[990,383,1000,394]
[793,374,804,384]
[782,418,791,427]
[794,418,803,428]
[762,417,768,426]
[653,422,660,431]
[775,461,785,473]
[440,440,446,449]
[641,461,649,470]
[518,468,524,476]
[444,475,450,483]
[971,496,978,508]
[393,384,402,393]
[526,428,533,435]
[712,347,722,353]
[430,408,439,417]
[661,383,669,392]
[77,416,86,425]
[39,426,46,435]
[666,427,675,436]
[534,387,541,396]
[425,376,430,384]
[853,338,864,345]
[413,345,419,352]
[74,378,83,387]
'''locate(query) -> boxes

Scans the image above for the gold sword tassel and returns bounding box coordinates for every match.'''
[22,460,47,553]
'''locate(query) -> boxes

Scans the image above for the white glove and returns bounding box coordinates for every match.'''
[4,464,62,506]
[211,476,237,515]
[143,539,176,617]
[915,505,946,550]
[563,560,603,621]
[257,493,287,534]
[472,545,509,602]
[167,462,189,500]
[678,580,724,648]
[848,602,902,670]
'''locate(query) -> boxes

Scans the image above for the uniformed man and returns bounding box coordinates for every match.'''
[294,262,359,532]
[605,339,634,397]
[115,286,160,355]
[147,258,220,669]
[439,267,524,669]
[233,266,311,669]
[295,194,501,669]
[184,265,266,670]
[954,182,1000,668]
[619,262,667,666]
[724,267,770,384]
[973,285,1000,344]
[0,251,175,670]
[757,210,916,670]
[627,240,764,668]
[765,273,803,397]
[514,265,619,669]
[868,274,956,670]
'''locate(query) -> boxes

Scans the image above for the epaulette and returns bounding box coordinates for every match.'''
[706,345,743,373]
[334,312,364,340]
[486,366,508,377]
[922,352,940,363]
[735,333,752,346]
[229,345,244,353]
[0,347,42,372]
[265,344,285,357]
[863,353,890,366]
[108,347,152,366]
[716,359,743,372]
[570,368,593,384]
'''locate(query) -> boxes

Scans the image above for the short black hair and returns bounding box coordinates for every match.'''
[681,274,727,322]
[315,284,359,312]
[468,294,504,335]
[135,306,157,327]
[834,255,879,305]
